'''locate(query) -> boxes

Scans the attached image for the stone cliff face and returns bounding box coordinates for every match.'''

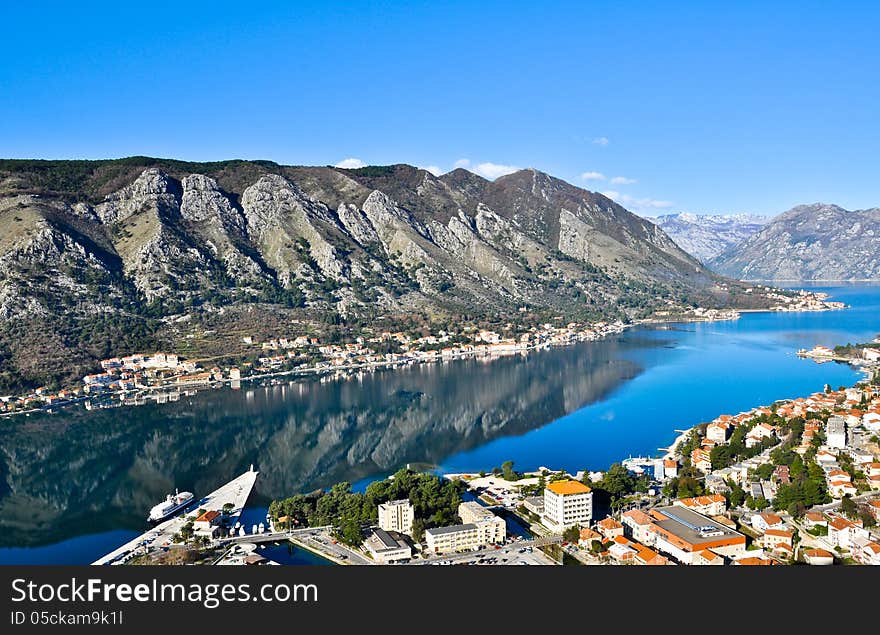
[709,204,880,280]
[0,157,757,390]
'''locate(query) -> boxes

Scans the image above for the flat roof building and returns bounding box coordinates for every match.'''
[543,480,592,530]
[457,502,506,545]
[378,499,414,536]
[364,529,412,564]
[648,506,746,565]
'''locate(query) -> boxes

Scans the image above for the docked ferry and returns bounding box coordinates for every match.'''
[147,490,194,523]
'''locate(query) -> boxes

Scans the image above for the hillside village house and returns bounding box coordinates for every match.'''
[674,494,727,516]
[596,517,624,540]
[634,545,669,566]
[803,512,828,529]
[621,509,656,546]
[691,448,712,473]
[745,423,776,449]
[751,512,785,534]
[803,548,835,566]
[761,529,794,554]
[827,516,869,550]
[854,541,880,566]
[706,422,730,445]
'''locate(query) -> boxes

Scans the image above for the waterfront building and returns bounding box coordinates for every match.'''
[364,529,412,564]
[193,510,222,537]
[378,499,414,535]
[542,480,593,529]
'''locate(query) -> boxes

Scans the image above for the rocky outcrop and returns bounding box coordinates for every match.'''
[95,168,181,225]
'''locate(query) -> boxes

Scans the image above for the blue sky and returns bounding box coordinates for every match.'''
[1,1,878,216]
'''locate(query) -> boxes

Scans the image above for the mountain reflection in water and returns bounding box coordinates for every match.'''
[0,335,649,547]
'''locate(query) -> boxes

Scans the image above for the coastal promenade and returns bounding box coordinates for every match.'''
[92,466,258,565]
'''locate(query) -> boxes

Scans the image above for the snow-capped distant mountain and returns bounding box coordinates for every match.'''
[646,212,767,263]
[709,203,880,281]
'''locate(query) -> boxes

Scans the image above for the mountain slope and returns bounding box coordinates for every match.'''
[709,203,880,281]
[647,212,766,263]
[0,157,771,391]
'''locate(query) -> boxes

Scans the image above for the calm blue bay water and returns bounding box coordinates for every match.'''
[439,285,877,475]
[0,284,877,564]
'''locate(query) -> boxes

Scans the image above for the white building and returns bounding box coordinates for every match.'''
[425,521,502,554]
[364,529,412,564]
[542,480,593,529]
[621,509,657,546]
[826,416,847,449]
[378,499,414,535]
[457,502,506,544]
[706,422,730,445]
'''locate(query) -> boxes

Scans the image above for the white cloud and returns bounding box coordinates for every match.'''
[453,158,471,169]
[581,171,606,181]
[335,157,366,169]
[610,176,637,185]
[601,190,672,211]
[592,136,610,146]
[420,165,442,176]
[473,162,520,180]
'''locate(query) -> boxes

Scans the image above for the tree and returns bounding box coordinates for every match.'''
[411,518,427,543]
[334,517,363,547]
[840,495,857,519]
[726,480,746,508]
[746,496,768,511]
[563,526,580,543]
[501,460,518,481]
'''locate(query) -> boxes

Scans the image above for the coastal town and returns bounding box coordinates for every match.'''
[91,330,880,567]
[0,288,844,417]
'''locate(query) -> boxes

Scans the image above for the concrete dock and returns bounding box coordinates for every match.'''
[92,466,259,565]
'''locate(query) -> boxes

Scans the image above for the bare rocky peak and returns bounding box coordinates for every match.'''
[180,173,245,233]
[95,167,181,224]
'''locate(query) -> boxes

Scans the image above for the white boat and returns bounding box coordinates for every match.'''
[147,490,193,523]
[258,522,265,533]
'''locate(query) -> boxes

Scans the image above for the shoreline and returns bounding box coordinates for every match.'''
[0,302,849,421]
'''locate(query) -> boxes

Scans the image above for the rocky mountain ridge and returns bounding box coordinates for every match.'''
[0,157,767,391]
[709,203,880,281]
